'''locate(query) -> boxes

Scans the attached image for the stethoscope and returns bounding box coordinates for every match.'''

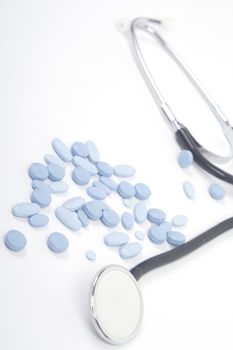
[89,17,233,345]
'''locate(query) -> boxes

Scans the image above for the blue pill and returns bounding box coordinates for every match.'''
[32,180,52,194]
[44,154,67,168]
[183,181,195,199]
[100,176,118,191]
[77,209,90,227]
[47,163,65,181]
[208,184,225,200]
[50,181,69,194]
[86,141,100,163]
[148,208,166,224]
[87,186,107,200]
[119,242,142,259]
[47,232,69,253]
[104,232,129,247]
[177,150,193,168]
[121,212,134,230]
[29,214,49,228]
[172,215,187,227]
[55,207,81,231]
[72,166,91,185]
[31,188,52,208]
[160,221,172,233]
[93,181,111,195]
[72,156,98,175]
[52,138,72,162]
[113,165,136,177]
[96,161,113,177]
[134,202,147,224]
[117,181,136,199]
[148,225,167,244]
[71,142,89,158]
[83,201,103,220]
[135,182,151,200]
[101,208,120,227]
[135,231,145,241]
[12,202,40,218]
[4,230,27,252]
[28,162,49,181]
[86,250,96,261]
[63,197,85,211]
[167,231,186,246]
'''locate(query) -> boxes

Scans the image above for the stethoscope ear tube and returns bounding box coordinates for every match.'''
[175,126,233,185]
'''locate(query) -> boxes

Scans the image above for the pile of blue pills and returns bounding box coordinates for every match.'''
[4,138,190,259]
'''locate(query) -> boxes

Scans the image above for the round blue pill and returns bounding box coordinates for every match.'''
[31,188,52,208]
[104,232,129,247]
[72,156,98,175]
[47,163,65,181]
[172,215,187,227]
[148,225,167,244]
[208,184,225,200]
[147,208,166,224]
[71,142,89,158]
[135,231,145,241]
[63,197,85,211]
[121,212,134,230]
[86,250,96,261]
[4,230,27,252]
[135,182,151,200]
[101,208,120,227]
[72,166,91,185]
[29,214,49,228]
[167,231,186,246]
[113,165,136,177]
[87,186,107,200]
[117,181,136,199]
[177,150,193,168]
[50,181,69,194]
[96,161,113,177]
[32,180,52,194]
[47,232,69,253]
[83,201,103,220]
[119,242,142,259]
[28,162,49,181]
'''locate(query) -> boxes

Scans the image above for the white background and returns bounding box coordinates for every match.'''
[0,0,233,349]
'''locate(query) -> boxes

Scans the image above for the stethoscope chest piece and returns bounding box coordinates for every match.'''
[89,265,143,345]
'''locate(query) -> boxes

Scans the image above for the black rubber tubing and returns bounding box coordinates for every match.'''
[130,217,233,280]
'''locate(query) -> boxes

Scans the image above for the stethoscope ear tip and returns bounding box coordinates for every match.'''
[115,18,131,33]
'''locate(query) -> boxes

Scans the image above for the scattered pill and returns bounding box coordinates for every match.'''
[100,176,118,191]
[50,181,69,194]
[31,180,52,193]
[119,242,142,259]
[177,150,193,168]
[159,221,172,233]
[135,231,145,241]
[148,208,166,224]
[87,186,107,200]
[101,208,120,227]
[86,140,100,163]
[4,230,27,252]
[72,156,98,175]
[55,207,81,231]
[83,201,103,220]
[52,138,72,162]
[167,231,186,246]
[47,232,69,253]
[31,188,52,208]
[93,181,111,195]
[148,225,167,244]
[72,166,91,185]
[172,215,187,227]
[134,202,147,224]
[47,163,65,181]
[86,250,96,261]
[121,212,134,230]
[77,209,90,227]
[117,181,136,199]
[183,180,195,199]
[12,202,40,218]
[28,162,49,181]
[104,232,129,247]
[135,182,151,200]
[96,161,113,177]
[29,214,49,228]
[63,197,85,211]
[71,142,89,158]
[44,154,67,168]
[208,183,225,200]
[113,165,136,177]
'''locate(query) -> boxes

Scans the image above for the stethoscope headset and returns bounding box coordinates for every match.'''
[89,17,233,345]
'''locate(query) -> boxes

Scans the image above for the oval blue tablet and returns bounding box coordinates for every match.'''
[31,180,52,194]
[148,225,167,244]
[55,207,81,231]
[63,197,85,211]
[104,232,129,247]
[31,188,52,208]
[101,208,120,227]
[96,161,113,177]
[71,142,89,158]
[47,163,65,181]
[135,231,145,241]
[50,181,69,194]
[12,202,40,218]
[47,232,69,253]
[183,180,195,199]
[52,138,72,162]
[28,162,49,181]
[147,208,166,224]
[87,186,107,200]
[117,181,136,199]
[121,212,134,230]
[134,202,147,224]
[93,181,111,195]
[86,140,100,163]
[172,215,187,227]
[72,166,91,185]
[72,156,98,175]
[29,214,49,228]
[100,176,118,191]
[159,221,172,233]
[177,150,193,168]
[208,183,225,200]
[135,182,151,200]
[44,154,67,168]
[167,231,186,246]
[86,250,96,261]
[83,201,103,220]
[77,209,90,227]
[113,165,136,177]
[119,242,142,259]
[4,230,27,252]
